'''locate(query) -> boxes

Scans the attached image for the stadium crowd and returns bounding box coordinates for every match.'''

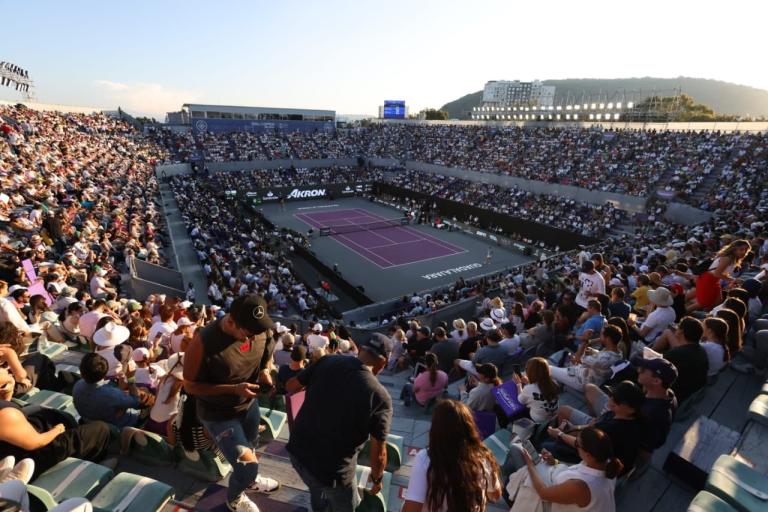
[387,170,626,237]
[154,125,764,200]
[1,105,768,512]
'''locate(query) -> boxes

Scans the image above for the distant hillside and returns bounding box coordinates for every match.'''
[440,77,768,119]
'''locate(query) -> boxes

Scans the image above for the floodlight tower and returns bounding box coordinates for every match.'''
[0,61,37,102]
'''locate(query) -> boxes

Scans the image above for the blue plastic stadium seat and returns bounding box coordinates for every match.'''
[174,445,231,482]
[483,428,513,467]
[18,389,74,413]
[747,395,768,427]
[32,458,113,502]
[688,491,739,512]
[34,341,68,359]
[259,407,287,441]
[125,428,176,466]
[358,434,405,472]
[705,454,768,512]
[90,472,174,512]
[354,465,392,512]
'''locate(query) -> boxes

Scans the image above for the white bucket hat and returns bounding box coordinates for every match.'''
[93,322,130,347]
[490,308,507,324]
[647,287,673,307]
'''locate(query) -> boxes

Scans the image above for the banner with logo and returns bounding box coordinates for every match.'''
[246,182,373,203]
[492,380,526,418]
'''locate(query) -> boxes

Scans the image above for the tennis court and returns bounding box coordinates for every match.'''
[259,198,532,302]
[294,208,466,268]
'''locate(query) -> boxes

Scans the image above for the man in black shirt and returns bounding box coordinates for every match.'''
[663,317,708,404]
[286,337,392,511]
[184,295,278,512]
[429,327,459,374]
[632,355,678,451]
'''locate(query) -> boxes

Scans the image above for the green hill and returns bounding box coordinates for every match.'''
[439,77,768,119]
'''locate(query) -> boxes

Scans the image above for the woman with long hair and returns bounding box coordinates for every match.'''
[513,357,559,423]
[511,303,526,335]
[507,427,621,512]
[461,364,501,412]
[715,308,743,356]
[690,239,751,312]
[400,353,448,407]
[48,302,84,343]
[606,317,631,360]
[701,317,730,376]
[402,400,501,512]
[25,295,48,327]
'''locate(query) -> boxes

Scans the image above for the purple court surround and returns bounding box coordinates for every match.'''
[294,208,466,269]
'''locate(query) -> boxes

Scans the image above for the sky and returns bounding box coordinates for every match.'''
[1,0,766,118]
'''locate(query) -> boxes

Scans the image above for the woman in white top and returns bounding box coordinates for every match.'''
[690,239,750,312]
[513,357,560,423]
[402,400,501,511]
[146,352,184,436]
[509,427,620,512]
[700,317,730,376]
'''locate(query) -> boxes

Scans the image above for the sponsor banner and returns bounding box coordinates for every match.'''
[247,183,373,203]
[421,262,482,280]
[191,117,334,134]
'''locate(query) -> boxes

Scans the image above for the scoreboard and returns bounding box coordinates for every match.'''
[383,100,406,119]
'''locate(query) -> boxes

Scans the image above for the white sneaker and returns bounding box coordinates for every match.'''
[0,456,15,481]
[249,474,280,494]
[227,493,260,512]
[1,458,35,484]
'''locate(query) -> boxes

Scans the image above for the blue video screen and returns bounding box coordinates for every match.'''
[383,100,406,119]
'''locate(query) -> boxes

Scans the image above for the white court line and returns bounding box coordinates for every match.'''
[351,207,465,252]
[297,206,468,269]
[366,239,436,249]
[294,212,395,269]
[335,233,398,268]
[295,204,341,210]
[375,248,470,269]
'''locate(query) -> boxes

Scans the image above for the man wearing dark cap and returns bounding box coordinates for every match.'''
[549,381,644,471]
[286,337,392,512]
[183,294,278,512]
[584,355,678,452]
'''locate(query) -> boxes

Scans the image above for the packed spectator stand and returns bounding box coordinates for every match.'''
[155,125,766,201]
[1,103,767,512]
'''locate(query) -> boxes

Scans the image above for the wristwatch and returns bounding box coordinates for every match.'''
[370,474,383,485]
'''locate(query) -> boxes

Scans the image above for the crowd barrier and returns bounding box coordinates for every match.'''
[128,257,185,302]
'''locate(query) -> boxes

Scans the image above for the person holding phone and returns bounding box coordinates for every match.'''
[506,427,621,512]
[183,295,279,512]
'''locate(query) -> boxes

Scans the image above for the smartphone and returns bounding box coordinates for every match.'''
[522,439,541,464]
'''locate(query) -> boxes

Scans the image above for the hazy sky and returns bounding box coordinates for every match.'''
[1,0,765,118]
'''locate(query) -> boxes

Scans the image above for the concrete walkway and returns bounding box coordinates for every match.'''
[158,180,210,305]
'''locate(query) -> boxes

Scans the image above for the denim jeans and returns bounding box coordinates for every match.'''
[289,454,361,512]
[200,402,262,503]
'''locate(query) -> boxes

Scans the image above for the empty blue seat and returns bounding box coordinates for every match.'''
[32,458,113,502]
[90,472,174,512]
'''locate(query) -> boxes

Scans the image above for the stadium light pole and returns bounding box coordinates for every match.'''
[0,61,36,101]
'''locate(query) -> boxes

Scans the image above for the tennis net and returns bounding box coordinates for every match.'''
[318,217,409,236]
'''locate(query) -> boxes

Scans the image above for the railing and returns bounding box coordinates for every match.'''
[127,256,185,301]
